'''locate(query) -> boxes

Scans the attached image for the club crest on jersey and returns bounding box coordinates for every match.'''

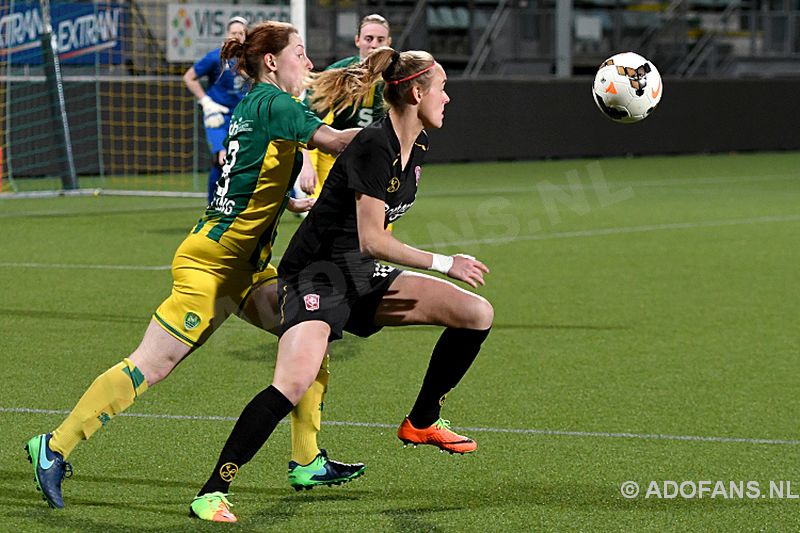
[304,294,320,311]
[184,312,201,330]
[415,166,422,186]
[387,177,400,193]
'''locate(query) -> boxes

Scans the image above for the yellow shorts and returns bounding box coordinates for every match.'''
[310,149,336,198]
[153,233,278,347]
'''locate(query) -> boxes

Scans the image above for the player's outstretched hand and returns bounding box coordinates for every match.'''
[447,254,489,288]
[287,196,316,213]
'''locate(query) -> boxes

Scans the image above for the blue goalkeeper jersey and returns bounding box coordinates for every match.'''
[193,48,246,109]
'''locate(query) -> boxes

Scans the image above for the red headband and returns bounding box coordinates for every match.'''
[386,63,437,85]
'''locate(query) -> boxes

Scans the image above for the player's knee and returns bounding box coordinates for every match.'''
[129,348,179,385]
[471,296,494,330]
[128,355,165,386]
[274,377,315,406]
[129,333,189,386]
[457,295,493,330]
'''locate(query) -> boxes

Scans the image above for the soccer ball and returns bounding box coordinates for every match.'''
[592,52,662,124]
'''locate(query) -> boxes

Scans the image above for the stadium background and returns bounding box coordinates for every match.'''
[1,0,799,191]
[2,2,800,531]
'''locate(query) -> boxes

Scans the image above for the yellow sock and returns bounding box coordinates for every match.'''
[290,354,330,464]
[50,358,148,459]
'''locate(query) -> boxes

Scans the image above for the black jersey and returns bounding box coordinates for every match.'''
[279,115,428,288]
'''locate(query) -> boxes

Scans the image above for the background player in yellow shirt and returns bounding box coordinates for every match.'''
[26,21,364,513]
[297,14,392,197]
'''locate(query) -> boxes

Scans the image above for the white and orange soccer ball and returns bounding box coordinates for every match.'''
[592,52,662,124]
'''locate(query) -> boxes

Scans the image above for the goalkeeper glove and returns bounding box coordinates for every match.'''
[199,95,229,128]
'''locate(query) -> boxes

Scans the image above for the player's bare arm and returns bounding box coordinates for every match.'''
[308,125,360,155]
[355,193,488,288]
[182,67,207,101]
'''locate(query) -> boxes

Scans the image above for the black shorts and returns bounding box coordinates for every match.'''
[277,261,403,341]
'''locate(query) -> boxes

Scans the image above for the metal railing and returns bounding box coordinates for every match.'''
[675,1,743,77]
[462,0,511,78]
[347,1,800,78]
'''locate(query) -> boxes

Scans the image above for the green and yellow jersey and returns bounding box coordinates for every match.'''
[322,55,386,130]
[193,82,323,271]
[308,55,387,197]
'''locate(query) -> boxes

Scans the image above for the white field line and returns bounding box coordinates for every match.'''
[2,214,799,271]
[0,202,200,218]
[422,173,800,197]
[413,214,800,249]
[2,407,797,446]
[2,172,796,216]
[0,262,171,271]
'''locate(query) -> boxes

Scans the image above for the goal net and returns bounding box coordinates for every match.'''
[1,0,292,196]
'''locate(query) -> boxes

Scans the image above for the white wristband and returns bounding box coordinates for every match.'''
[430,253,454,274]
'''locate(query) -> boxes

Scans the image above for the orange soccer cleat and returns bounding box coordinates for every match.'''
[397,417,477,455]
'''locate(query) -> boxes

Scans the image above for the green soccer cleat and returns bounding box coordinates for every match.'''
[288,449,365,491]
[189,492,237,522]
[25,433,73,509]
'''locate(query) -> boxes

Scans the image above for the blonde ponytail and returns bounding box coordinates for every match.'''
[307,47,396,116]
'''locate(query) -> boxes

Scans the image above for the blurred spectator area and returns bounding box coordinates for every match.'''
[308,1,800,78]
[6,1,795,79]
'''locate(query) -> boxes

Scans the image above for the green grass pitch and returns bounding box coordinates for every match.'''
[1,152,799,531]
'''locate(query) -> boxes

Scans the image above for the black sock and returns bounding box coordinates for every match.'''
[198,385,294,496]
[407,327,491,429]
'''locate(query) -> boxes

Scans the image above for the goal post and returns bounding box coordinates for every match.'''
[1,0,302,196]
[39,0,78,190]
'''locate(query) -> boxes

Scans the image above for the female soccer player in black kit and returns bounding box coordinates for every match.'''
[191,47,494,522]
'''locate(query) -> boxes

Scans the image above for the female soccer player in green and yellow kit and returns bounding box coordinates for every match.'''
[26,21,365,512]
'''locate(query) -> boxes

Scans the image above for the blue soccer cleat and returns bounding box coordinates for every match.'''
[25,433,72,509]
